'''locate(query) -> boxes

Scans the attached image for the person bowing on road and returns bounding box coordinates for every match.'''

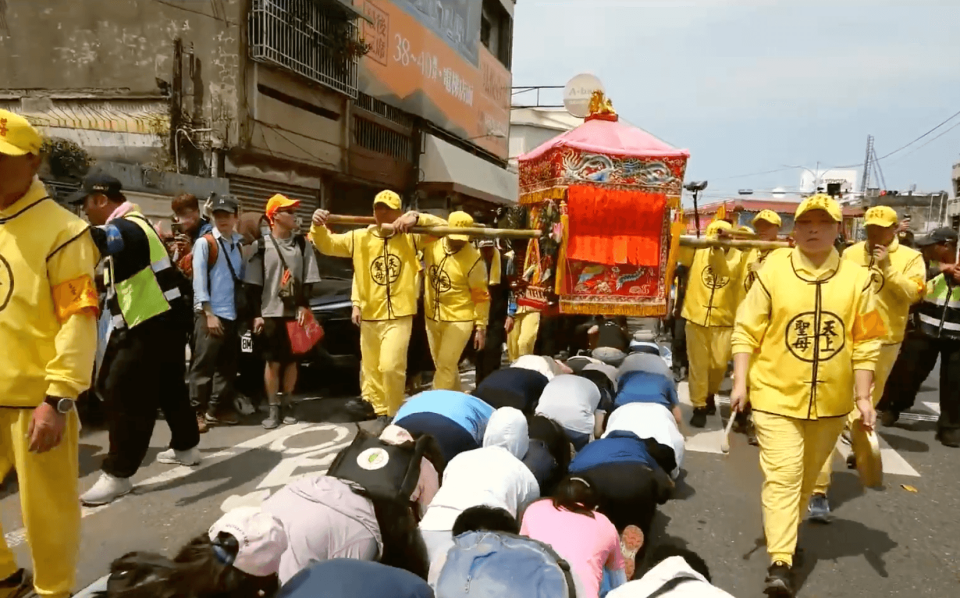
[311,191,447,422]
[729,194,885,597]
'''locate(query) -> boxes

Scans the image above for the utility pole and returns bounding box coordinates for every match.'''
[859,135,874,195]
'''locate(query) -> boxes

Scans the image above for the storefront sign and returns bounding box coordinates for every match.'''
[356,0,511,160]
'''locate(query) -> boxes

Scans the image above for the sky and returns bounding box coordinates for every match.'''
[509,0,960,202]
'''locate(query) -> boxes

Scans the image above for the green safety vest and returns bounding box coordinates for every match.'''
[105,212,182,329]
[917,263,960,340]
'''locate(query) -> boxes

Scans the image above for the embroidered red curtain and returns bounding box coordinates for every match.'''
[565,186,666,267]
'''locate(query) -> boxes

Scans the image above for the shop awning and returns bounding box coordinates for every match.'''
[419,134,518,205]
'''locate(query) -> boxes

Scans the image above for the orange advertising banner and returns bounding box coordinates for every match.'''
[355,0,511,160]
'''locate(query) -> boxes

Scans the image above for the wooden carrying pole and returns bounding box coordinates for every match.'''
[679,236,789,251]
[322,214,541,239]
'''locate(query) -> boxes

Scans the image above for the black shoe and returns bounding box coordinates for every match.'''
[376,414,393,426]
[846,453,857,469]
[764,561,794,597]
[345,398,376,421]
[689,408,708,428]
[705,395,717,416]
[0,569,33,598]
[880,410,900,427]
[937,429,960,448]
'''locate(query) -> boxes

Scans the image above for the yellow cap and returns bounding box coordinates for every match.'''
[738,225,755,235]
[795,194,842,222]
[752,209,783,227]
[864,205,898,228]
[0,110,43,156]
[705,219,732,238]
[373,190,402,210]
[448,211,474,241]
[265,193,301,222]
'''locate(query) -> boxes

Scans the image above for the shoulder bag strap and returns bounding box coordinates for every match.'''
[644,574,701,598]
[216,237,242,282]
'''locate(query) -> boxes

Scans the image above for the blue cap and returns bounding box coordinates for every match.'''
[67,171,123,204]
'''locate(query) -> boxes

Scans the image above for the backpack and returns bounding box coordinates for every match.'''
[176,232,219,281]
[435,531,577,598]
[326,432,428,504]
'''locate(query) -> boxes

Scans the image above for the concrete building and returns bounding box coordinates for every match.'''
[508,107,582,170]
[948,160,960,230]
[864,190,951,235]
[0,0,518,222]
[799,168,859,198]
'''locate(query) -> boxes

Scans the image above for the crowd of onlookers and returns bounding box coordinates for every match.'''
[78,342,738,597]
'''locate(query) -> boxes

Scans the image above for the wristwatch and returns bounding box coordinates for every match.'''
[44,397,76,414]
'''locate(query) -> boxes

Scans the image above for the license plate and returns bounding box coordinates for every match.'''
[241,332,254,353]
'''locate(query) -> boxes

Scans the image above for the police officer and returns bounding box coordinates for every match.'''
[72,172,201,506]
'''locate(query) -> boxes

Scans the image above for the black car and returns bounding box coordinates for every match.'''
[236,251,361,401]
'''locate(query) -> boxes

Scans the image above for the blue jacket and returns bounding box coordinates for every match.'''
[569,431,658,473]
[278,559,433,598]
[614,370,678,411]
[395,390,495,443]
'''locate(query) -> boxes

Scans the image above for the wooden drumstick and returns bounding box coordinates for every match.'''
[720,410,738,454]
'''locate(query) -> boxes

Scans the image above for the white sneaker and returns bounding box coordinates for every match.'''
[80,473,133,506]
[157,447,201,466]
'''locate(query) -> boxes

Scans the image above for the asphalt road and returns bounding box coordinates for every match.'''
[1,367,955,597]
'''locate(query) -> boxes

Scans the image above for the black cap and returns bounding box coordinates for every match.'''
[208,193,239,214]
[67,171,123,204]
[916,227,959,247]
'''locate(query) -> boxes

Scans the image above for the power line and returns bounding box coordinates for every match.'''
[831,107,960,169]
[886,118,960,166]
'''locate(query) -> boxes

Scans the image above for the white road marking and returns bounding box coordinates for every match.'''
[3,423,352,548]
[677,382,922,477]
[923,401,941,416]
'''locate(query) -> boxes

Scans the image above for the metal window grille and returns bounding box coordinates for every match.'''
[249,0,359,98]
[353,115,412,162]
[355,92,414,128]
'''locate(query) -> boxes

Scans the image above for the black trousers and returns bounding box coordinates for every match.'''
[671,316,688,370]
[189,314,239,414]
[475,319,506,385]
[98,317,200,479]
[579,461,672,536]
[878,331,960,433]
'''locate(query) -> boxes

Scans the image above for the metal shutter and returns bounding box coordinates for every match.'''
[228,174,320,228]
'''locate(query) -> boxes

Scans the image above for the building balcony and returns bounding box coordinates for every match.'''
[249,0,361,98]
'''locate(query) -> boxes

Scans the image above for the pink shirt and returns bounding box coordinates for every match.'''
[520,499,624,598]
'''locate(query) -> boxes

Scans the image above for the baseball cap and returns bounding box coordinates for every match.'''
[752,209,783,227]
[795,194,842,222]
[915,227,959,248]
[864,205,898,228]
[705,219,732,237]
[448,211,474,242]
[209,194,240,214]
[0,110,43,156]
[373,189,401,210]
[208,507,288,578]
[477,238,496,248]
[265,193,300,222]
[67,171,124,205]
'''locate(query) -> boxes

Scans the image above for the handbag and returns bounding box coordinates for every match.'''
[216,237,252,321]
[286,311,325,355]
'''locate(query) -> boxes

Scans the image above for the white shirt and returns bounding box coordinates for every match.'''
[603,403,684,479]
[512,355,561,380]
[535,375,602,435]
[606,556,736,598]
[419,446,540,532]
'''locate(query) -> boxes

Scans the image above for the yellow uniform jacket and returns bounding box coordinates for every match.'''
[0,179,99,405]
[679,245,745,327]
[841,240,926,344]
[311,214,446,321]
[733,247,885,420]
[424,239,490,326]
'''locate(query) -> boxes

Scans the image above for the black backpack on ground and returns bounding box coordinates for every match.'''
[326,431,428,504]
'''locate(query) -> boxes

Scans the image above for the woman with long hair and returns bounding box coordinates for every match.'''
[520,476,631,597]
